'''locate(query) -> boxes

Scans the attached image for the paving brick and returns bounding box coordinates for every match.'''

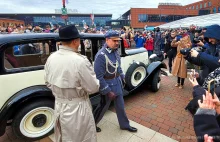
[181,122,190,129]
[165,121,176,127]
[156,117,164,123]
[146,114,157,120]
[153,112,163,117]
[150,119,158,125]
[157,122,170,131]
[139,120,152,128]
[162,115,170,121]
[159,128,172,137]
[178,131,191,138]
[184,128,196,136]
[169,127,178,134]
[133,117,142,123]
[133,112,142,118]
[150,125,160,132]
[176,125,185,131]
[171,133,181,141]
[170,118,182,125]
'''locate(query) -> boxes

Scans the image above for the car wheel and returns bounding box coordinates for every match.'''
[125,62,147,89]
[12,99,55,141]
[151,70,161,92]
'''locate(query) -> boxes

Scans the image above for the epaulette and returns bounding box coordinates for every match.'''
[101,52,105,55]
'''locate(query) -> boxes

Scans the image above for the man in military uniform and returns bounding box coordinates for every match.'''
[93,30,137,132]
[45,25,99,142]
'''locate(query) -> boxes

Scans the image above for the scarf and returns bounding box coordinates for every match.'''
[202,67,220,89]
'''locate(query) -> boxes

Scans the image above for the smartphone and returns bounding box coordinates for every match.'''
[208,79,215,97]
[190,69,195,80]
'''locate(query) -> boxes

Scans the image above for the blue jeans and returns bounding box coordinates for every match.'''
[160,44,165,51]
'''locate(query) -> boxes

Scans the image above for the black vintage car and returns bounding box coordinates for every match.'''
[0,33,166,141]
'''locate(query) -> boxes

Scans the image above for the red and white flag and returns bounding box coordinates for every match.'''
[62,0,69,5]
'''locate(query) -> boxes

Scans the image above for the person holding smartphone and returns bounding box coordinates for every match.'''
[186,67,220,115]
[193,91,220,142]
[171,33,192,89]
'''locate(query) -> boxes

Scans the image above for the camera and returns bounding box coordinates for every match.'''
[180,48,191,56]
[180,46,204,56]
[193,36,203,43]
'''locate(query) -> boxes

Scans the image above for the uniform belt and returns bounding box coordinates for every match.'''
[104,73,120,80]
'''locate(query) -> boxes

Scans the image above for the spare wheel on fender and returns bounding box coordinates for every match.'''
[125,62,147,89]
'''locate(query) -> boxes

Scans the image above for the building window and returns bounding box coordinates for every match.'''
[208,2,212,7]
[196,5,199,9]
[111,22,120,25]
[219,7,220,12]
[148,15,160,22]
[138,14,148,22]
[213,7,217,13]
[192,6,194,9]
[200,3,203,9]
[204,3,207,8]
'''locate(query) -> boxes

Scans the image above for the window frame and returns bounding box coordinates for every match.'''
[2,39,57,74]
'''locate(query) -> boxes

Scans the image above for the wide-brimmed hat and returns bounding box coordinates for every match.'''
[59,24,81,41]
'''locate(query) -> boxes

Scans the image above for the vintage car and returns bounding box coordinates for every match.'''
[0,33,166,141]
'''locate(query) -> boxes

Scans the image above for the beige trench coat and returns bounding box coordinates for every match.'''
[45,45,100,142]
[171,39,191,79]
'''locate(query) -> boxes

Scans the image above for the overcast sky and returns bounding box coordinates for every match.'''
[0,0,201,18]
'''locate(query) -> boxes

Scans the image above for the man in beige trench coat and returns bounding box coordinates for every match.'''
[45,24,100,142]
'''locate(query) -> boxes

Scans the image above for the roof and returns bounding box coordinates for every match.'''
[158,13,220,29]
[0,33,105,46]
[0,13,112,17]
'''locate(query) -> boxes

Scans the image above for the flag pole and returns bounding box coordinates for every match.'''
[62,0,67,25]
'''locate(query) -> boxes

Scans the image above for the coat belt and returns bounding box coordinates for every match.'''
[55,96,89,104]
[104,73,120,80]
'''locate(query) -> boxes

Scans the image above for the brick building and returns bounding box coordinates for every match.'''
[184,0,220,15]
[121,0,220,29]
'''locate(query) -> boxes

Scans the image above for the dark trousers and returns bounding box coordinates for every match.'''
[93,94,130,129]
[168,51,176,70]
[160,44,165,51]
[148,50,153,58]
[178,77,185,85]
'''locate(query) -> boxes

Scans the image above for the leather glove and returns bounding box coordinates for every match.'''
[107,91,116,100]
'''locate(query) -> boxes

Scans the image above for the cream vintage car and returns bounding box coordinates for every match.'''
[0,33,166,141]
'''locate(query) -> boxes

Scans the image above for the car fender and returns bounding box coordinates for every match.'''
[0,85,54,136]
[125,61,167,93]
[147,61,167,77]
